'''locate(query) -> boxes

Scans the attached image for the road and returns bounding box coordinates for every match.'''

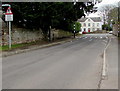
[2,34,118,89]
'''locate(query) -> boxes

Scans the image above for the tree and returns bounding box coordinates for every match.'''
[2,2,94,40]
[71,22,81,33]
[102,24,112,31]
[97,4,116,24]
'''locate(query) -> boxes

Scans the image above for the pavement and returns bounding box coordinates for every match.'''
[1,34,118,89]
[100,35,118,89]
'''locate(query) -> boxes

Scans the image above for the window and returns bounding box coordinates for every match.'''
[88,23,90,27]
[97,23,99,27]
[83,23,86,27]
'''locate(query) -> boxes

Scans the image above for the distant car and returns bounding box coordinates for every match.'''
[109,31,113,34]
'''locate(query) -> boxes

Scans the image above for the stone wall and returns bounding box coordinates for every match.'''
[2,25,72,46]
[2,27,43,45]
[1,18,73,46]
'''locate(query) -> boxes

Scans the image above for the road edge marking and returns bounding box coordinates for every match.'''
[102,36,111,79]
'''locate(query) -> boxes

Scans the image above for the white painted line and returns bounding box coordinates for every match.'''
[82,37,85,39]
[103,40,107,43]
[102,37,111,79]
[102,50,106,78]
[89,39,92,41]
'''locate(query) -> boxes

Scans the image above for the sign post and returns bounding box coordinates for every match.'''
[74,24,75,38]
[5,7,13,49]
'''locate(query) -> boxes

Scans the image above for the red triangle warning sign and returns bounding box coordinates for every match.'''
[5,7,13,15]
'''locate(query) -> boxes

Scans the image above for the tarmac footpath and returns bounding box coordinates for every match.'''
[100,35,118,89]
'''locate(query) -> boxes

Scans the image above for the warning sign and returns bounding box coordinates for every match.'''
[5,7,13,21]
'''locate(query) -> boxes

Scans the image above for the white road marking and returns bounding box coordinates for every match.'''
[82,37,86,39]
[103,40,107,43]
[89,39,92,41]
[102,37,111,79]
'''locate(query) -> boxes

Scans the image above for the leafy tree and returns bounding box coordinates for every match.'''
[2,2,94,39]
[71,22,81,33]
[75,22,81,33]
[102,24,112,31]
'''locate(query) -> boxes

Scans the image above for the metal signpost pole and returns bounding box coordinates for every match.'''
[4,5,13,49]
[8,21,11,49]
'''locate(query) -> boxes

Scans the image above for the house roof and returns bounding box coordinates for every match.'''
[77,18,88,22]
[91,17,101,22]
[78,17,101,22]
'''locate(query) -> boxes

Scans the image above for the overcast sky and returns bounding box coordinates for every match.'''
[87,0,120,17]
[95,0,120,8]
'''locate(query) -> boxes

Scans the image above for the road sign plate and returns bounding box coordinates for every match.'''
[5,14,13,21]
[5,7,13,21]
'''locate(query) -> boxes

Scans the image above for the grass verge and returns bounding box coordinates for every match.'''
[0,43,29,51]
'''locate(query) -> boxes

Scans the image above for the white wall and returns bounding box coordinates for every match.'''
[80,18,102,33]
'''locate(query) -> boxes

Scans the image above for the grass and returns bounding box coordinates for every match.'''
[0,43,28,51]
[0,40,51,51]
[0,32,82,51]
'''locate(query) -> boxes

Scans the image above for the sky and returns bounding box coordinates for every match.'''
[87,0,120,17]
[95,0,120,8]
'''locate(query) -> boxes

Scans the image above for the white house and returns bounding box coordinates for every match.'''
[77,17,102,33]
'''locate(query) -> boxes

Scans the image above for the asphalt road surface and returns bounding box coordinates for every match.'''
[2,34,116,89]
